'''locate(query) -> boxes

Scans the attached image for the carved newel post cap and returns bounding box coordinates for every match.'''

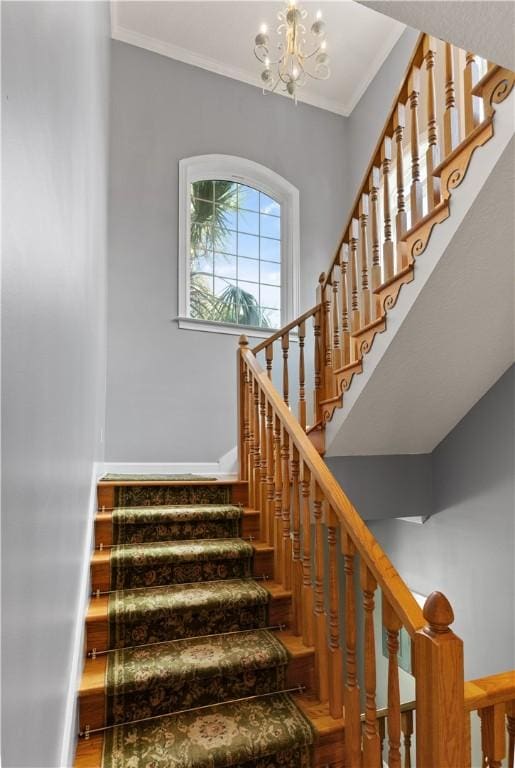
[318,272,326,285]
[239,334,249,347]
[423,591,454,634]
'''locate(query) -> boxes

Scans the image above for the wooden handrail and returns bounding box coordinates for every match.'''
[251,304,320,354]
[241,340,425,636]
[464,670,515,712]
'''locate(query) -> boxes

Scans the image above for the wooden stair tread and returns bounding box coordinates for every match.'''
[96,507,258,519]
[98,478,245,487]
[293,693,345,735]
[86,580,292,624]
[79,629,314,697]
[91,538,268,564]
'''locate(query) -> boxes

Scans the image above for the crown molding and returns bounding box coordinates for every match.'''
[112,22,353,116]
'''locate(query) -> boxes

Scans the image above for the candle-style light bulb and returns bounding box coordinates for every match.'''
[316,10,322,20]
[260,23,268,34]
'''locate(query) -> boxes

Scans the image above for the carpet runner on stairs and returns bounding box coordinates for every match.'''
[112,504,243,544]
[82,496,314,767]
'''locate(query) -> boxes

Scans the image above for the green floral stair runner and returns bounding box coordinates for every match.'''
[105,629,288,725]
[98,489,314,767]
[107,579,270,649]
[110,538,254,590]
[102,692,313,768]
[112,505,242,544]
[114,484,231,507]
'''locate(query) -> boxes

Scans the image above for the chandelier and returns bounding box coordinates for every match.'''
[254,1,330,102]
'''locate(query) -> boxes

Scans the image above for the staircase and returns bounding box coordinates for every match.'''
[74,32,515,768]
[75,477,345,768]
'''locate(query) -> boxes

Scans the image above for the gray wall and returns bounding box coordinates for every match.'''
[325,454,432,520]
[106,41,348,462]
[2,3,110,766]
[368,365,514,679]
[345,26,419,201]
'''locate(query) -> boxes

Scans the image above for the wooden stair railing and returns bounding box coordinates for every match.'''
[238,335,473,766]
[249,34,514,438]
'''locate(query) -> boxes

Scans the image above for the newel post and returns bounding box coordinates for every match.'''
[414,591,466,767]
[237,335,249,481]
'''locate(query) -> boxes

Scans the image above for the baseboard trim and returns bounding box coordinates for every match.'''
[59,461,104,767]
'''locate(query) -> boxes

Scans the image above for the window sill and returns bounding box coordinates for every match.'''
[175,316,297,340]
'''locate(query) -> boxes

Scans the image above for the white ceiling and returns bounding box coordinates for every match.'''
[111,1,406,115]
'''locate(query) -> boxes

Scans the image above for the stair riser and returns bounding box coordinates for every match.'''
[90,548,273,592]
[98,482,248,510]
[95,511,260,548]
[86,594,292,653]
[79,654,314,730]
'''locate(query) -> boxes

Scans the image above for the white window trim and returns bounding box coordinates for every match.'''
[176,154,300,337]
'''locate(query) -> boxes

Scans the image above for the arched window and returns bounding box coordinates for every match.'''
[178,155,299,337]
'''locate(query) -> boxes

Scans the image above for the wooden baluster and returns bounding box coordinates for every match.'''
[313,484,328,702]
[266,402,275,547]
[252,377,261,517]
[280,428,292,591]
[401,710,413,768]
[300,463,314,647]
[343,533,361,767]
[313,306,322,423]
[298,320,307,430]
[350,219,361,337]
[424,36,441,212]
[265,343,273,379]
[378,717,386,768]
[281,332,289,407]
[327,507,343,719]
[237,337,249,480]
[359,194,371,327]
[322,275,334,396]
[381,137,394,282]
[464,52,482,134]
[291,445,303,636]
[444,42,460,157]
[246,371,255,503]
[465,709,472,768]
[506,700,515,768]
[272,414,283,583]
[242,366,250,480]
[383,597,402,768]
[259,390,268,538]
[408,66,424,226]
[332,263,342,370]
[414,592,466,767]
[393,104,407,247]
[361,562,381,766]
[369,168,382,320]
[340,244,351,365]
[480,704,506,768]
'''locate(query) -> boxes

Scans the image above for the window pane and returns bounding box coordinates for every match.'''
[260,213,280,239]
[214,253,237,280]
[191,249,213,276]
[264,308,281,329]
[238,233,259,259]
[214,179,237,203]
[260,260,280,286]
[260,284,280,310]
[238,257,259,283]
[215,203,237,231]
[238,184,260,212]
[214,276,236,298]
[260,236,280,262]
[260,193,280,217]
[214,228,237,255]
[238,209,259,236]
[237,280,260,304]
[192,180,213,201]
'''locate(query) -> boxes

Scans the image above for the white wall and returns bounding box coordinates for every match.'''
[105,40,348,462]
[1,2,110,765]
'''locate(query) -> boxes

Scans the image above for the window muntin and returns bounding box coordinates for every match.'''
[189,180,282,330]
